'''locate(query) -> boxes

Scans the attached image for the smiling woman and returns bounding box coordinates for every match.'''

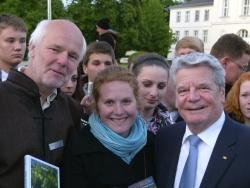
[62,66,155,188]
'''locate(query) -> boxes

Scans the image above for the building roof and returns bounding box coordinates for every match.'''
[170,0,214,9]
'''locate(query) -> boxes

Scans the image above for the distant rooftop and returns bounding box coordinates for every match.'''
[170,0,214,9]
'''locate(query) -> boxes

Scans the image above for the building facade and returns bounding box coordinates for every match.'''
[168,0,250,58]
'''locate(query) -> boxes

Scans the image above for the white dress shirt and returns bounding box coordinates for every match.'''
[1,70,8,82]
[169,111,179,124]
[41,89,57,110]
[174,111,225,188]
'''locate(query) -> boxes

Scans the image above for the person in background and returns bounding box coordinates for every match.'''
[77,41,116,113]
[155,52,250,188]
[60,68,78,97]
[163,36,205,124]
[127,51,147,71]
[175,36,204,56]
[131,52,172,134]
[162,74,183,124]
[0,13,27,81]
[62,66,155,188]
[77,41,116,97]
[0,19,86,187]
[210,33,250,95]
[225,72,250,126]
[96,18,118,52]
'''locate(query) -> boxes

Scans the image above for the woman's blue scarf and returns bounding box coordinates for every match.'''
[89,112,147,164]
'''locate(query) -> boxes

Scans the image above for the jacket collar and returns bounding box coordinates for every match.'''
[200,114,238,188]
[7,69,40,98]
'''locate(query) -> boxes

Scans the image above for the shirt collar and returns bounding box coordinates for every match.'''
[182,111,225,146]
[17,65,58,110]
[1,70,8,81]
[41,89,58,110]
[169,111,179,123]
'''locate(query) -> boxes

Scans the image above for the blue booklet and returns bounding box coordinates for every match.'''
[24,155,60,188]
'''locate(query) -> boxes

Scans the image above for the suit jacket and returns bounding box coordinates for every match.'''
[155,114,250,188]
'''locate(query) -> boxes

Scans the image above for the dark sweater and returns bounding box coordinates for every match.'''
[62,125,155,188]
[0,69,81,188]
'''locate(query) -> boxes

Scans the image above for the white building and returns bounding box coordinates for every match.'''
[168,0,250,58]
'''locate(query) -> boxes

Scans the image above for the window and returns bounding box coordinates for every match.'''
[243,0,250,16]
[203,30,208,43]
[185,11,190,22]
[194,30,199,38]
[222,0,229,17]
[176,11,181,22]
[184,30,189,37]
[204,10,209,21]
[195,10,200,22]
[175,31,180,41]
[238,29,248,38]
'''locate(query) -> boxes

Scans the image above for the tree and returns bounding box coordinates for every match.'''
[139,0,175,56]
[114,0,144,57]
[66,0,97,44]
[85,0,175,57]
[0,0,175,58]
[0,0,67,37]
[67,0,124,56]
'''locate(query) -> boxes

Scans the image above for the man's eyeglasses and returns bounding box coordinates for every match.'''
[231,61,249,72]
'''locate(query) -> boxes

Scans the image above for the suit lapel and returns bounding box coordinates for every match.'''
[164,122,186,188]
[169,127,185,187]
[156,122,186,188]
[200,116,238,188]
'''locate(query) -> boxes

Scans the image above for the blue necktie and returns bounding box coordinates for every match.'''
[179,135,201,188]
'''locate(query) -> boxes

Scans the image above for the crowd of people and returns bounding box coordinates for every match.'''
[0,13,250,188]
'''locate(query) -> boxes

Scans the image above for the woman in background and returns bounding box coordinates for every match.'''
[131,53,172,134]
[225,72,250,126]
[60,68,78,97]
[62,66,154,188]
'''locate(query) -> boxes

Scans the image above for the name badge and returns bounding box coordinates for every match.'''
[49,140,64,151]
[128,176,157,188]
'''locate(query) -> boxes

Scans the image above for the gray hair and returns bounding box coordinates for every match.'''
[170,52,225,88]
[29,19,86,61]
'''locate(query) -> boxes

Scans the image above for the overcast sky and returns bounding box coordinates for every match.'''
[62,0,73,7]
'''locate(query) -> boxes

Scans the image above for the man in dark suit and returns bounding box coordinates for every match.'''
[155,52,250,188]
